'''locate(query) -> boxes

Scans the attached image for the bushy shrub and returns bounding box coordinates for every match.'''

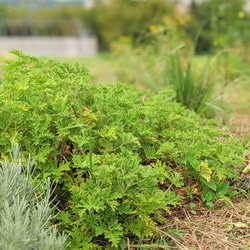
[83,0,174,50]
[0,50,245,248]
[0,3,85,36]
[185,0,247,53]
[0,144,68,250]
[0,1,174,48]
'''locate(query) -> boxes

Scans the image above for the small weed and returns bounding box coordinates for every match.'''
[183,203,197,215]
[186,154,233,208]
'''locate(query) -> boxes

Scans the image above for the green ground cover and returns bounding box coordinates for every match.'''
[0,1,249,248]
[0,50,248,249]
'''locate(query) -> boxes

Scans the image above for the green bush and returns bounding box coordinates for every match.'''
[1,1,173,49]
[83,0,174,50]
[185,0,248,53]
[0,144,68,250]
[0,50,245,248]
[0,4,84,36]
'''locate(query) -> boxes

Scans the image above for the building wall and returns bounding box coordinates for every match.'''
[0,36,98,57]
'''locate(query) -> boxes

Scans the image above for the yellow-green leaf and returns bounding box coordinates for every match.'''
[200,159,212,183]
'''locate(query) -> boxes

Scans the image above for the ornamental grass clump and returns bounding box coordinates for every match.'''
[167,24,239,117]
[0,144,68,250]
[113,23,239,119]
[0,50,246,248]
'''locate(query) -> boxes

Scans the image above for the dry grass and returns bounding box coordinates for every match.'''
[160,198,250,250]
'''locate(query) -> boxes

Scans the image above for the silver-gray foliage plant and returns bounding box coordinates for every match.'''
[0,144,68,250]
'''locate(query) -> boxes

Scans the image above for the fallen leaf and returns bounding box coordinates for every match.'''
[234,222,249,228]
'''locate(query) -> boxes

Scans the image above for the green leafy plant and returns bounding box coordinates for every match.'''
[0,144,68,250]
[186,0,248,53]
[84,0,174,50]
[186,154,232,208]
[0,50,245,247]
[183,203,197,215]
[200,179,230,209]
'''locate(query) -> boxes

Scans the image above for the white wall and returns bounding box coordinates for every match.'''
[0,36,98,57]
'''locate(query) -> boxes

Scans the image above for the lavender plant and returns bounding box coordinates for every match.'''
[0,144,68,250]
